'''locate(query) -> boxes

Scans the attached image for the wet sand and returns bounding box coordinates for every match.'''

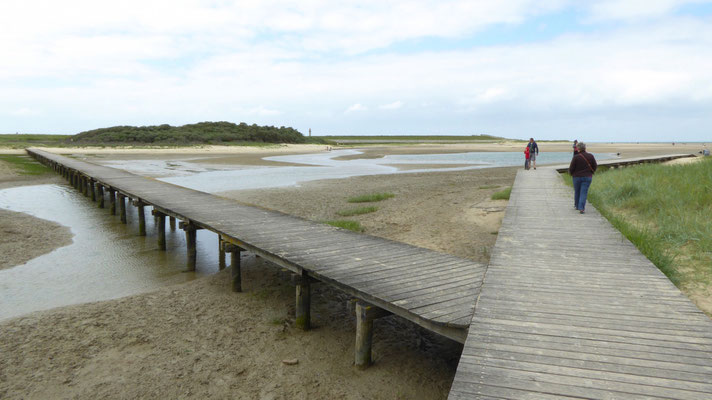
[0,142,708,399]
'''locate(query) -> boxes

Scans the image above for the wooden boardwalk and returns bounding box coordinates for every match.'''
[449,168,712,399]
[28,148,485,365]
[552,153,696,172]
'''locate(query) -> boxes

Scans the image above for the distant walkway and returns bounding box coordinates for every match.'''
[450,167,712,399]
[552,153,696,172]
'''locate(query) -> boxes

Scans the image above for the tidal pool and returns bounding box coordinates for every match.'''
[1,149,617,320]
[101,150,617,193]
[0,184,223,321]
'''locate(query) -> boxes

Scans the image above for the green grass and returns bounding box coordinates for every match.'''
[347,192,395,203]
[336,206,378,217]
[324,220,364,232]
[0,134,71,149]
[491,187,512,200]
[0,154,52,175]
[562,158,712,290]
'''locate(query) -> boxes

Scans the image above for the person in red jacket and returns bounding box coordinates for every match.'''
[568,141,597,214]
[524,146,530,170]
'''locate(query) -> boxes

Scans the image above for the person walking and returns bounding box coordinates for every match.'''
[524,146,531,170]
[568,142,597,214]
[527,138,539,169]
[572,139,579,155]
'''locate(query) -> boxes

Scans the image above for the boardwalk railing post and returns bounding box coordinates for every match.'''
[118,194,127,224]
[152,210,166,250]
[97,185,105,208]
[353,301,391,369]
[108,189,116,215]
[294,272,311,330]
[180,221,198,271]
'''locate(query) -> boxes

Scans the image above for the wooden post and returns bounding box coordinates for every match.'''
[83,177,89,196]
[230,248,241,292]
[353,301,391,369]
[89,180,96,201]
[153,210,166,250]
[133,201,146,236]
[118,194,127,224]
[295,272,311,330]
[218,237,226,271]
[108,189,116,215]
[169,216,176,230]
[222,242,242,291]
[181,221,197,271]
[97,185,105,208]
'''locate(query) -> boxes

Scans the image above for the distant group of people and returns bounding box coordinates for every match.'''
[523,138,538,170]
[523,138,597,214]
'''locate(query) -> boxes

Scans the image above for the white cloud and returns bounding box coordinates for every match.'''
[0,1,711,140]
[345,104,368,113]
[379,101,403,110]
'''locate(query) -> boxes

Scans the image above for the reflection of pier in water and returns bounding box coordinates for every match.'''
[28,148,485,368]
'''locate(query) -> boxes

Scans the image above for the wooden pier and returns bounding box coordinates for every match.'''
[27,148,485,367]
[449,166,712,399]
[553,153,696,172]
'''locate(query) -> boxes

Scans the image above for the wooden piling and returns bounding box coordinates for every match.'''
[222,242,242,290]
[295,273,311,330]
[97,185,105,208]
[230,248,241,292]
[136,202,146,236]
[182,222,197,271]
[118,194,127,224]
[218,237,226,271]
[353,302,390,369]
[169,216,176,230]
[153,210,166,250]
[108,189,116,215]
[89,180,96,201]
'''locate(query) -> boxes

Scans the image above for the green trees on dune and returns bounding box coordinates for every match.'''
[69,122,315,145]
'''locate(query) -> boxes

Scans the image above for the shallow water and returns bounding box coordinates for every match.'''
[0,184,223,321]
[1,150,616,320]
[104,150,617,193]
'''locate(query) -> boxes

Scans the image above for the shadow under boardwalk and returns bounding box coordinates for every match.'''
[450,168,712,399]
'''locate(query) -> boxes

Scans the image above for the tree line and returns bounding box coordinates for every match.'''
[69,122,324,145]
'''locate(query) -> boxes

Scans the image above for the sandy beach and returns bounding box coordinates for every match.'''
[0,142,708,399]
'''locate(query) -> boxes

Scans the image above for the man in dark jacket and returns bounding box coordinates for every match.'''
[568,142,597,214]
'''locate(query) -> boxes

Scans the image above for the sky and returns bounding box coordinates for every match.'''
[2,0,712,141]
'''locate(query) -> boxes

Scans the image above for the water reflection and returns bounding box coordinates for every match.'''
[0,184,221,321]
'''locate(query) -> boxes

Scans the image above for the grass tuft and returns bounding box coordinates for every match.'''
[336,206,378,217]
[347,192,394,203]
[491,187,512,200]
[324,220,364,232]
[0,155,52,175]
